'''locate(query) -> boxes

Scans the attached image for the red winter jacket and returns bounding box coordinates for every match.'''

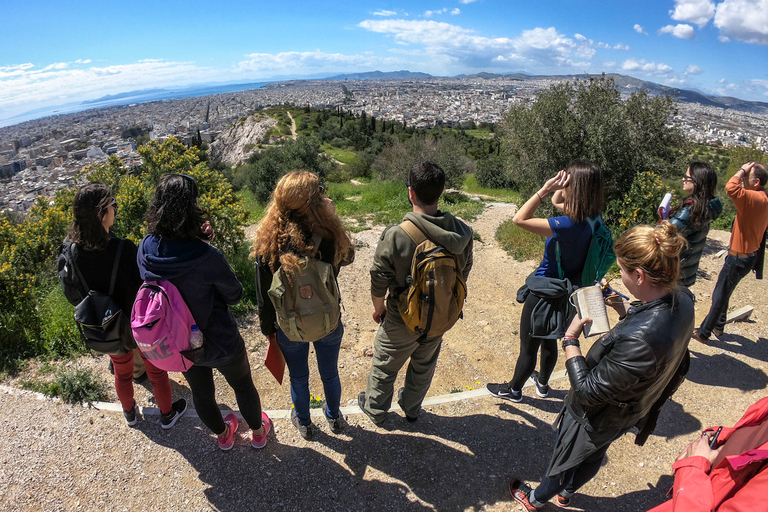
[648,396,768,512]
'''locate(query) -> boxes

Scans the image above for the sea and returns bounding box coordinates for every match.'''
[1,82,269,128]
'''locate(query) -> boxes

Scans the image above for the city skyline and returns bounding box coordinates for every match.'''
[2,0,767,124]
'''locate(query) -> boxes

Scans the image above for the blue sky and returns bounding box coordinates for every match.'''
[1,0,767,122]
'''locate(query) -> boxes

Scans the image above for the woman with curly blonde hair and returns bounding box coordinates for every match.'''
[253,171,354,439]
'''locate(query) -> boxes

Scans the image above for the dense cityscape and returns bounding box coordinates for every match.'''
[1,75,767,214]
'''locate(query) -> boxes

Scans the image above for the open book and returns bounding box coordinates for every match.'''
[569,285,611,337]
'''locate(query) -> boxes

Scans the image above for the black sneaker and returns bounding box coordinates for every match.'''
[160,399,188,430]
[322,400,347,433]
[124,402,138,426]
[358,391,385,425]
[291,408,315,439]
[486,382,522,403]
[531,371,549,398]
[397,387,418,422]
[133,371,148,384]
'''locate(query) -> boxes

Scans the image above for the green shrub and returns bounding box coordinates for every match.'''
[54,368,108,405]
[37,284,84,359]
[496,220,544,262]
[606,171,665,234]
[476,155,513,189]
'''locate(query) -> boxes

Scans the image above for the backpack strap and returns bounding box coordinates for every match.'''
[309,233,324,258]
[108,239,125,296]
[399,220,428,246]
[67,242,91,295]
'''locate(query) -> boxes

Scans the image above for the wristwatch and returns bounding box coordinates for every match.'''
[562,336,580,350]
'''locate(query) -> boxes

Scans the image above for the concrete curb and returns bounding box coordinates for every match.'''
[1,369,568,421]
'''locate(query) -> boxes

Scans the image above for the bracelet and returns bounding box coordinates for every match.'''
[562,335,580,350]
[536,191,544,202]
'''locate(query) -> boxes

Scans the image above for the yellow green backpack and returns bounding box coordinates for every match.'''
[268,234,341,342]
[397,220,467,338]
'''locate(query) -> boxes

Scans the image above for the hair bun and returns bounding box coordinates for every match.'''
[654,221,686,258]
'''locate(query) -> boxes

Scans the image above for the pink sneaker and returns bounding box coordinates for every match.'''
[218,413,239,451]
[251,412,272,449]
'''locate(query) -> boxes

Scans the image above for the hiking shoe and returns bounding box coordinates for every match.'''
[691,328,709,343]
[123,402,138,427]
[251,412,272,449]
[556,493,572,507]
[160,399,188,430]
[291,408,315,440]
[509,479,541,511]
[532,371,549,398]
[486,382,522,403]
[218,413,239,451]
[713,328,724,338]
[397,387,418,422]
[322,400,347,433]
[358,391,385,425]
[133,371,148,384]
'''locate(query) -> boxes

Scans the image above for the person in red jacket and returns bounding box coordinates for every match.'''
[648,396,768,511]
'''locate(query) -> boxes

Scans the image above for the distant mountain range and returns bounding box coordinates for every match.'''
[326,70,768,114]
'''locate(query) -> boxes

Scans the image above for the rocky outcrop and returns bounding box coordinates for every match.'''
[208,113,277,166]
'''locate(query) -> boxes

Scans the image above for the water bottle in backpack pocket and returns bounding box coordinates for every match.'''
[130,280,199,372]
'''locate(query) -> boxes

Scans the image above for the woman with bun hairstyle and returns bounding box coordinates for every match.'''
[253,171,354,440]
[669,161,722,287]
[487,161,605,403]
[510,221,694,510]
[66,183,186,428]
[137,173,270,451]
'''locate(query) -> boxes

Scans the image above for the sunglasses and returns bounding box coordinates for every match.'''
[682,175,694,183]
[170,173,199,197]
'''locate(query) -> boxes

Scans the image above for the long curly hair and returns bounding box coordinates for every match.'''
[69,182,113,250]
[671,161,717,229]
[252,171,353,275]
[145,173,207,239]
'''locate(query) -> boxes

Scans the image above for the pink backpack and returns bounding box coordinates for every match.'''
[131,280,196,372]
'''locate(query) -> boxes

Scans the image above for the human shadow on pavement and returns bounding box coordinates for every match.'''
[687,349,768,391]
[568,474,674,512]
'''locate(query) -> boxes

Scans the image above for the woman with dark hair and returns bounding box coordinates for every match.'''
[487,161,606,403]
[669,161,722,287]
[137,173,270,451]
[66,183,186,428]
[253,171,354,439]
[510,222,693,510]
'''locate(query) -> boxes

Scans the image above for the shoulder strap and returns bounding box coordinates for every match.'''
[67,242,90,294]
[108,239,125,296]
[399,220,428,246]
[310,233,324,258]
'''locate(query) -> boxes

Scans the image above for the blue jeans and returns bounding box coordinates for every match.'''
[277,322,344,425]
[699,254,756,338]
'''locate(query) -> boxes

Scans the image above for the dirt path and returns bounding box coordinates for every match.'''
[287,111,297,140]
[4,204,768,511]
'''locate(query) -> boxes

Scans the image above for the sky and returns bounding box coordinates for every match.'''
[1,0,767,123]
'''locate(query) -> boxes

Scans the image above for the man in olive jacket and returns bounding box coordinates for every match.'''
[358,162,474,425]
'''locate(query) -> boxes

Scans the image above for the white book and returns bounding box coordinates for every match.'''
[569,285,611,337]
[658,193,673,220]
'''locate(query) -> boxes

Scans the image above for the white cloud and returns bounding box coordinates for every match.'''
[237,50,401,73]
[575,33,630,50]
[621,59,674,75]
[686,64,703,74]
[373,10,397,16]
[718,34,731,42]
[714,0,768,45]
[74,59,91,64]
[633,24,648,34]
[670,0,715,27]
[659,23,696,39]
[718,77,728,83]
[451,8,461,15]
[425,8,448,17]
[459,0,478,3]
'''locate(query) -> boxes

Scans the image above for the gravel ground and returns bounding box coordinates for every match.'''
[3,203,767,511]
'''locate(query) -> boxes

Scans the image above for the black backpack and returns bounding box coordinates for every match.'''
[58,240,136,355]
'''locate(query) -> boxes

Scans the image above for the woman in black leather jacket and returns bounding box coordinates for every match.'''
[510,221,694,510]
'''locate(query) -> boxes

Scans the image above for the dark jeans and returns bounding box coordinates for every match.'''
[510,292,558,390]
[277,322,344,425]
[699,253,756,338]
[183,349,262,435]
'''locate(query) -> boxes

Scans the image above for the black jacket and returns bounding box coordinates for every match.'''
[564,288,694,432]
[516,273,578,340]
[669,198,722,287]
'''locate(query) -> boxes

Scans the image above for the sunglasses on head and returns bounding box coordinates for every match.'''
[170,173,198,197]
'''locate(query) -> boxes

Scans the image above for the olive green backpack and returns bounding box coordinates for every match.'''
[397,220,467,339]
[268,234,341,342]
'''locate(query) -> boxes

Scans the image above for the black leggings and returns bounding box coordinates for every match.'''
[510,292,559,390]
[183,349,262,434]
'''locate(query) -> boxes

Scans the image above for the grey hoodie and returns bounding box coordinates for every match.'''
[370,211,474,309]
